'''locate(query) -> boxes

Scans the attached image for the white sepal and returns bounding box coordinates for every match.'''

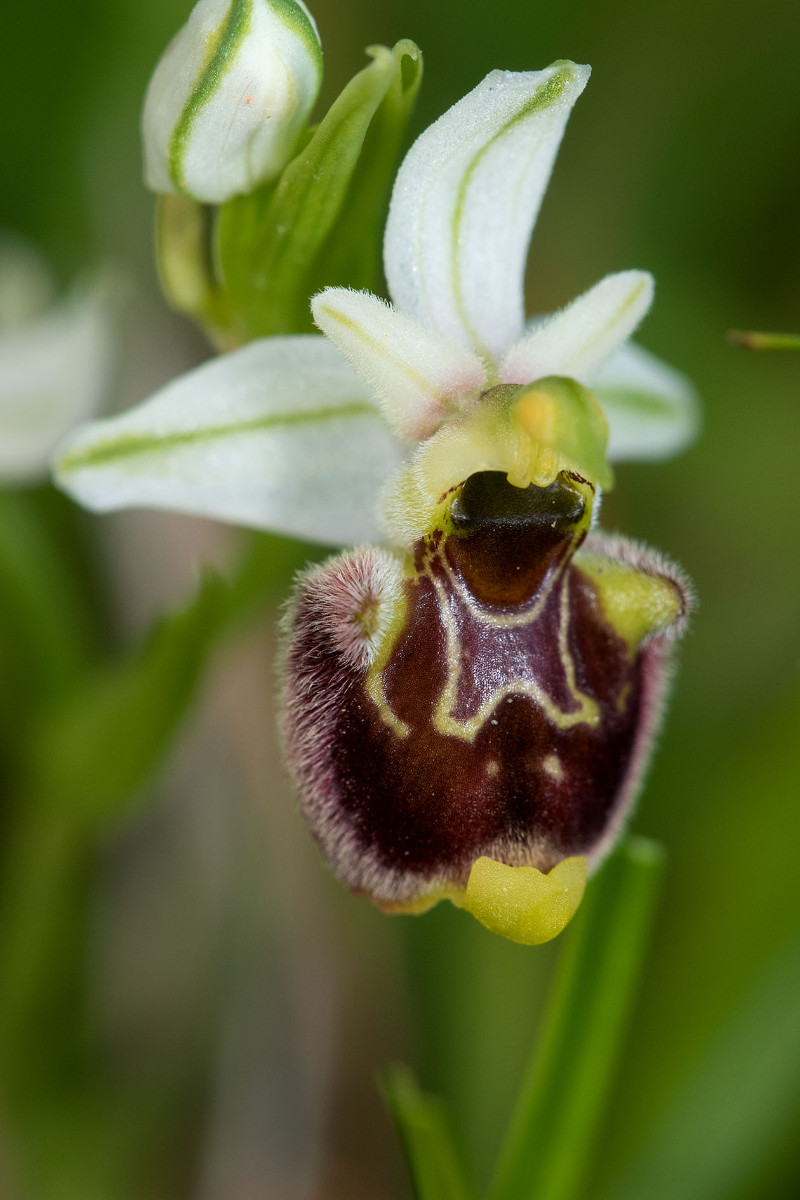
[590,341,701,461]
[384,62,590,363]
[143,0,322,204]
[53,336,403,547]
[311,288,487,441]
[0,234,57,329]
[501,270,654,385]
[0,270,113,483]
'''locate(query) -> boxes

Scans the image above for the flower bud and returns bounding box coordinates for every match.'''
[143,0,323,205]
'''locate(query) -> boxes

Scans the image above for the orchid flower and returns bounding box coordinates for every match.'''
[55,61,696,944]
[0,235,113,483]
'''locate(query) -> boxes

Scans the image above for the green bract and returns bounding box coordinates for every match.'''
[216,39,423,341]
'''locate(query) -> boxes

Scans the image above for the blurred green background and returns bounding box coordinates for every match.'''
[1,0,799,1197]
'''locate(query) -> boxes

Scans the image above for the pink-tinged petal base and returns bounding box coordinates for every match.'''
[280,475,691,910]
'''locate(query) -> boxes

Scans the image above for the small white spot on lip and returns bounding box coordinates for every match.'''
[486,760,500,777]
[542,753,565,783]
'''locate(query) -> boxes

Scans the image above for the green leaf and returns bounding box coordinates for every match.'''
[488,837,666,1200]
[599,935,800,1200]
[381,1064,474,1200]
[21,531,308,824]
[0,489,95,744]
[26,570,228,820]
[215,40,422,341]
[0,532,312,1086]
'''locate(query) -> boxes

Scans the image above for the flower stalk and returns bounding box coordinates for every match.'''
[727,330,800,351]
[488,837,666,1200]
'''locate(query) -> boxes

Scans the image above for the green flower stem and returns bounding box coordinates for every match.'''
[488,837,665,1200]
[727,330,800,351]
[382,1064,475,1200]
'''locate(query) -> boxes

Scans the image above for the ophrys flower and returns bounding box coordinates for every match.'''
[54,61,696,943]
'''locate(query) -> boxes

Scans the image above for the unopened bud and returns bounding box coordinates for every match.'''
[143,0,323,204]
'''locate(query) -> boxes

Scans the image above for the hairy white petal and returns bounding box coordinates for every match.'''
[384,62,590,362]
[55,336,402,546]
[501,270,654,385]
[312,288,487,441]
[0,278,113,483]
[143,0,322,203]
[591,341,701,461]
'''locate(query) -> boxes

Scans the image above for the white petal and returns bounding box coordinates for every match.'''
[501,270,654,385]
[590,341,701,461]
[0,234,57,329]
[54,336,403,546]
[311,288,487,441]
[143,0,322,204]
[384,62,590,362]
[0,278,113,483]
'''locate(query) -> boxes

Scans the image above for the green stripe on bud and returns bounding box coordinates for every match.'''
[142,0,322,205]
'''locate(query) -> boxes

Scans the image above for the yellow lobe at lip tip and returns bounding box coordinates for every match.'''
[380,856,587,945]
[462,855,588,945]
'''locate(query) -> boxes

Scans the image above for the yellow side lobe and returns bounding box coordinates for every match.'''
[462,856,587,945]
[577,556,684,651]
[379,884,466,916]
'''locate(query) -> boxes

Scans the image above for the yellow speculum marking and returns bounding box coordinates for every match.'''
[557,579,601,723]
[430,571,599,743]
[365,671,410,738]
[364,574,411,739]
[365,542,600,743]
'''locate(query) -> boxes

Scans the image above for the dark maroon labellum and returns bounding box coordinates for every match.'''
[282,471,690,909]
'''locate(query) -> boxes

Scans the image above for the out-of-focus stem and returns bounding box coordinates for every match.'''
[382,1064,475,1200]
[727,330,800,351]
[488,837,665,1200]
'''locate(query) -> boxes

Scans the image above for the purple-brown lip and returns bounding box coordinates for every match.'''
[281,471,690,910]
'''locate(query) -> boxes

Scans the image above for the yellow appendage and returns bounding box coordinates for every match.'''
[577,555,684,651]
[380,857,586,944]
[462,855,587,945]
